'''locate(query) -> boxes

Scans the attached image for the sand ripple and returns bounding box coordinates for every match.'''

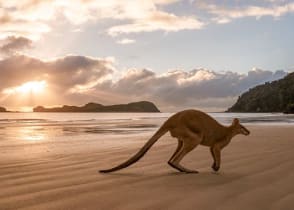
[0,126,294,210]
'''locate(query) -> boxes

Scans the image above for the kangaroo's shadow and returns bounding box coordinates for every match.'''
[98,170,244,188]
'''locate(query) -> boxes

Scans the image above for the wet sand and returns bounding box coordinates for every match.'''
[1,125,294,210]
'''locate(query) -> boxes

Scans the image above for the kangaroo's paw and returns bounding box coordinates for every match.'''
[211,162,216,169]
[212,163,220,172]
[168,161,185,172]
[168,162,198,173]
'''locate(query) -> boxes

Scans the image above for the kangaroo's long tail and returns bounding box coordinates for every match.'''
[99,124,169,173]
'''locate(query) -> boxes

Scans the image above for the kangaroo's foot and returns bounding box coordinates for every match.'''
[168,161,185,172]
[211,162,220,172]
[184,169,199,173]
[168,161,198,173]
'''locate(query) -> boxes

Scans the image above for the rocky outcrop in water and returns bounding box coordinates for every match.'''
[33,101,160,113]
[0,107,7,112]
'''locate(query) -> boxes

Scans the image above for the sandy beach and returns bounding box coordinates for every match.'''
[1,125,294,210]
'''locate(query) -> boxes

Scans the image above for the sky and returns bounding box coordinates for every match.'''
[0,0,293,112]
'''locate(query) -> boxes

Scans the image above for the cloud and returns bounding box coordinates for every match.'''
[1,0,294,42]
[0,1,51,40]
[0,54,115,107]
[108,11,204,36]
[153,0,180,4]
[0,53,288,111]
[197,1,294,24]
[95,67,288,111]
[116,38,136,45]
[0,0,204,41]
[0,36,33,56]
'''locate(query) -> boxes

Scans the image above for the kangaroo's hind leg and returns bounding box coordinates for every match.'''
[210,147,217,170]
[211,145,221,171]
[169,135,200,173]
[168,139,184,172]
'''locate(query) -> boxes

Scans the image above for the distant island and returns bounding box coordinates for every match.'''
[0,107,7,112]
[33,101,160,113]
[227,72,294,113]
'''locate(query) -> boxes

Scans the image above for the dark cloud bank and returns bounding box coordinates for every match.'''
[0,54,288,111]
[0,36,33,56]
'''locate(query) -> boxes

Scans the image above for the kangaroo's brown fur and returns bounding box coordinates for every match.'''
[99,109,250,173]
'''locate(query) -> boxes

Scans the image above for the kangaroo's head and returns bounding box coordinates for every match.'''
[231,118,250,136]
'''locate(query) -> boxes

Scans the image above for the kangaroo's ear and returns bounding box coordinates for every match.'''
[233,118,239,125]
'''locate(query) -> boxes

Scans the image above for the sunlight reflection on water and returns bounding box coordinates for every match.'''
[18,126,47,141]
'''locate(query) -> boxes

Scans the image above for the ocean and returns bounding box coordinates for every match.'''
[0,112,293,159]
[1,112,294,127]
[1,112,294,137]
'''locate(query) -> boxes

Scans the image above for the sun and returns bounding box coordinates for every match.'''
[3,80,47,95]
[16,81,47,94]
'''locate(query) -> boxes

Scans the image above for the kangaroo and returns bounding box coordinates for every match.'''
[99,109,250,173]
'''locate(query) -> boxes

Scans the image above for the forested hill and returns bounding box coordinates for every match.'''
[33,101,160,113]
[227,72,294,113]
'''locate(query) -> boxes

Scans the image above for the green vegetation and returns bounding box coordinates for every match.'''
[227,72,294,113]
